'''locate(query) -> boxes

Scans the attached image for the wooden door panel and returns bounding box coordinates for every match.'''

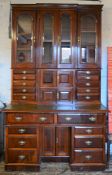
[58,70,74,87]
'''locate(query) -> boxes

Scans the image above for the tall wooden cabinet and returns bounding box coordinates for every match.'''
[4,4,108,171]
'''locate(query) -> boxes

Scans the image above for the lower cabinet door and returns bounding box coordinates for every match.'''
[42,126,71,157]
[56,127,71,156]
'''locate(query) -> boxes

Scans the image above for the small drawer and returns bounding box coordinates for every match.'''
[13,94,36,101]
[7,150,39,164]
[13,80,36,86]
[74,126,104,135]
[73,150,104,163]
[77,70,100,77]
[77,88,99,94]
[77,81,100,87]
[13,69,35,74]
[57,114,105,124]
[76,94,100,101]
[6,113,54,124]
[74,136,103,148]
[13,87,36,93]
[8,127,37,135]
[13,74,35,80]
[8,136,37,148]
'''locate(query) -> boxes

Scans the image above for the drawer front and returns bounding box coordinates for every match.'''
[74,137,103,148]
[77,81,99,87]
[13,69,35,74]
[7,150,39,163]
[77,70,100,77]
[57,114,105,124]
[73,150,104,163]
[13,87,36,93]
[13,80,36,86]
[6,113,54,124]
[8,136,37,148]
[13,74,35,80]
[74,126,104,135]
[8,127,37,135]
[13,94,36,101]
[76,94,100,101]
[77,74,99,81]
[77,88,99,94]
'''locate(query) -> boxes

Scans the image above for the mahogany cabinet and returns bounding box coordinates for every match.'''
[3,3,108,172]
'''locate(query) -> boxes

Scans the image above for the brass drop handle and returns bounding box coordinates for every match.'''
[18,140,26,146]
[85,140,92,146]
[18,128,26,134]
[15,116,22,121]
[85,129,92,134]
[89,117,96,122]
[65,117,72,121]
[85,155,92,160]
[18,155,26,160]
[39,117,47,122]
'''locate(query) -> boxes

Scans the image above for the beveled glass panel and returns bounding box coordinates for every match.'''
[42,14,53,64]
[60,14,71,64]
[80,16,96,64]
[16,14,33,63]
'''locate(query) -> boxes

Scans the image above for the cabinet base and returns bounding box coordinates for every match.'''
[5,164,40,171]
[41,156,69,162]
[70,163,106,171]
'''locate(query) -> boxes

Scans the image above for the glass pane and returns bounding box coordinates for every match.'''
[80,16,96,64]
[60,14,71,64]
[42,14,53,64]
[17,14,33,63]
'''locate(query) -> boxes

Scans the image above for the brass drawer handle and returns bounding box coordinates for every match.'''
[86,89,91,93]
[86,71,91,75]
[85,96,91,100]
[18,155,26,160]
[85,140,92,146]
[15,116,22,121]
[86,83,91,86]
[22,82,26,86]
[18,128,26,134]
[18,140,26,146]
[85,155,92,160]
[89,117,96,122]
[85,129,92,134]
[65,117,72,121]
[39,117,47,122]
[22,89,27,93]
[85,76,91,80]
[22,70,27,74]
[22,76,27,80]
[22,96,27,100]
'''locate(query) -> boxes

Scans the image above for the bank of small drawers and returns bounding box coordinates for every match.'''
[76,70,100,102]
[12,69,36,102]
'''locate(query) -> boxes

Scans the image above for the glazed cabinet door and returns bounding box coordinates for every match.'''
[77,7,101,68]
[57,10,77,68]
[37,10,57,68]
[12,9,36,68]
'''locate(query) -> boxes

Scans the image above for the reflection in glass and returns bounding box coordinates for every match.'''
[42,14,53,64]
[60,14,71,64]
[80,16,96,64]
[17,14,33,63]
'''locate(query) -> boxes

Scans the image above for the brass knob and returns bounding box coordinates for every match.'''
[86,71,91,75]
[22,70,27,74]
[18,128,26,134]
[22,96,27,100]
[18,140,26,146]
[85,76,91,80]
[15,116,22,121]
[85,96,91,100]
[22,82,26,86]
[85,155,92,160]
[86,83,91,86]
[85,140,92,146]
[18,155,26,160]
[22,89,27,93]
[89,117,96,122]
[39,117,47,122]
[65,117,72,121]
[86,89,91,93]
[85,129,92,134]
[22,76,27,80]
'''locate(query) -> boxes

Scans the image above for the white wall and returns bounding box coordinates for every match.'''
[0,0,111,105]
